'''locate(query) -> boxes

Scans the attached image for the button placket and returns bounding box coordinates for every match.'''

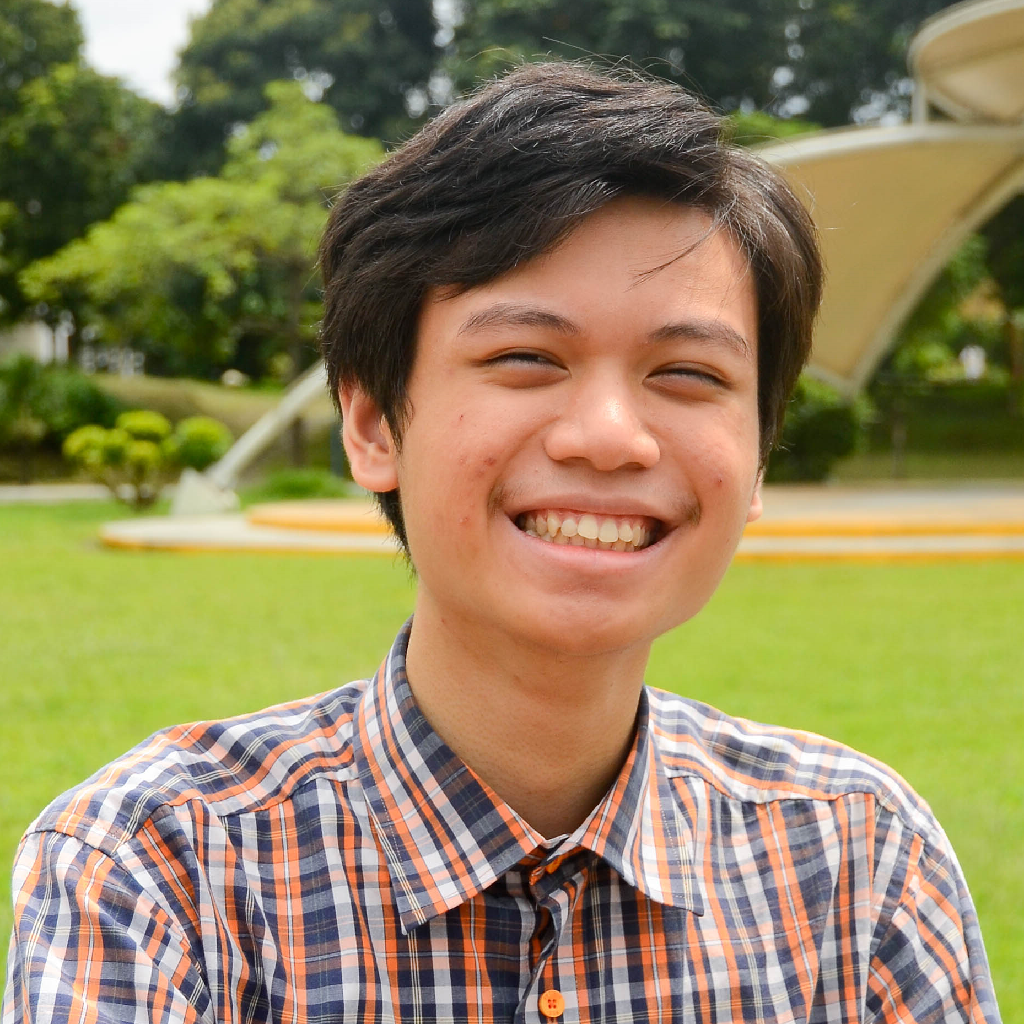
[526,872,584,1023]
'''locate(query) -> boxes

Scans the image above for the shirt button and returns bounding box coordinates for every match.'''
[530,867,544,884]
[538,989,565,1019]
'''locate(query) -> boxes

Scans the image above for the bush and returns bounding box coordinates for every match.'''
[240,467,351,505]
[0,357,125,481]
[767,375,866,483]
[62,408,233,509]
[62,424,107,465]
[34,368,123,439]
[115,410,172,443]
[169,416,233,471]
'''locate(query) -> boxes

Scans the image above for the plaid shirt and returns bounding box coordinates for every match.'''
[5,622,1000,1023]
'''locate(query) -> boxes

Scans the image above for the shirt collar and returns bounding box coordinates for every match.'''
[352,621,705,933]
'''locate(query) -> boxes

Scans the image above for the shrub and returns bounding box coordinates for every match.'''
[115,410,172,443]
[241,467,351,505]
[169,416,233,471]
[62,424,108,465]
[0,357,125,481]
[767,375,866,483]
[34,368,123,439]
[62,408,233,509]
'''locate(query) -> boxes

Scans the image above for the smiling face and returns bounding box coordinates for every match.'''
[343,197,762,661]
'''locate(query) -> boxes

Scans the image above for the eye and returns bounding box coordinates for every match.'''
[489,350,553,366]
[650,364,728,390]
[478,349,566,387]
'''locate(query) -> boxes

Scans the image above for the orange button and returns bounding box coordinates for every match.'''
[538,989,565,1019]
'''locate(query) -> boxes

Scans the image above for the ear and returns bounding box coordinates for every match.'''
[746,470,764,524]
[339,383,399,493]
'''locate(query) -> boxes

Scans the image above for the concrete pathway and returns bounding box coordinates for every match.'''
[95,484,1024,561]
[0,482,110,503]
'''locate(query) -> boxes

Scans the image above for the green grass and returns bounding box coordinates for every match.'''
[2,502,1021,1013]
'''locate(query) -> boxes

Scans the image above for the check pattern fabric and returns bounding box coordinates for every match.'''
[5,622,1000,1023]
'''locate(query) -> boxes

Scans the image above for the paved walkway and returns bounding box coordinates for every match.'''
[0,482,110,503]
[94,483,1024,561]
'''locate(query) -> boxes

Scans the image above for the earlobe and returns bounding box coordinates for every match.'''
[746,471,764,523]
[339,384,399,493]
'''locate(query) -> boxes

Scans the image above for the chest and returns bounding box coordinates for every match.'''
[202,842,868,1024]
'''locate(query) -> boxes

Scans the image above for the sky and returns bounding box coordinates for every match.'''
[70,0,214,106]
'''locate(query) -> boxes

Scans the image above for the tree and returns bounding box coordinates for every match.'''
[0,0,82,118]
[450,0,959,127]
[0,1,162,324]
[770,0,956,126]
[0,63,161,323]
[162,0,435,178]
[981,196,1024,409]
[23,82,383,381]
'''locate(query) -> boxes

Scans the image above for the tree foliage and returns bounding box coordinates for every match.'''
[981,195,1024,313]
[23,82,382,380]
[162,0,435,177]
[450,0,957,127]
[0,0,161,324]
[0,0,82,118]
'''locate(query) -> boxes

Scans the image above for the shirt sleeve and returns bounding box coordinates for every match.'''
[3,829,212,1024]
[866,821,1001,1024]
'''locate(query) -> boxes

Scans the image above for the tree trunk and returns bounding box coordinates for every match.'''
[18,441,33,485]
[1006,313,1024,417]
[289,416,306,467]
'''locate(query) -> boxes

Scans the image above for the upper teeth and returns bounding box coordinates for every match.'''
[516,511,655,551]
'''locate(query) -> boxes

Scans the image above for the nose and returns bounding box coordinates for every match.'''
[543,373,660,471]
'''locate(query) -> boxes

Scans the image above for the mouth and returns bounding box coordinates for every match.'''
[514,509,662,552]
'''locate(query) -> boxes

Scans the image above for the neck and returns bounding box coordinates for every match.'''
[404,600,650,839]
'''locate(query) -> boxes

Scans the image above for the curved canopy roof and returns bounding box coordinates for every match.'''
[910,0,1024,123]
[757,0,1024,393]
[760,123,1024,392]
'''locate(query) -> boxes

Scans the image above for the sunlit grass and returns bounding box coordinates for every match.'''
[2,501,1020,1013]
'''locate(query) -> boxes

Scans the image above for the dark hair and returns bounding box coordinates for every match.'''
[320,62,823,548]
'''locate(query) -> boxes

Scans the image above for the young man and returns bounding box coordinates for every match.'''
[5,64,999,1023]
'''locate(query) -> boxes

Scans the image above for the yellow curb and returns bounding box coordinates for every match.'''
[734,549,1024,563]
[100,530,1024,562]
[744,519,1024,537]
[246,501,388,534]
[99,533,398,557]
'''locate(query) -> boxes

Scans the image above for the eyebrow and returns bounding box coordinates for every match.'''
[456,302,752,357]
[456,303,580,337]
[648,318,753,358]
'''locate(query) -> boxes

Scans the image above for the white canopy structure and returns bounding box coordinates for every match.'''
[194,0,1024,504]
[759,0,1024,393]
[760,122,1024,392]
[911,0,1024,124]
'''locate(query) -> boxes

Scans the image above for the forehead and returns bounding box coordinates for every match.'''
[419,198,757,351]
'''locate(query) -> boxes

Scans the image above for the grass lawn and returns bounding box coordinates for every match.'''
[2,501,1021,1013]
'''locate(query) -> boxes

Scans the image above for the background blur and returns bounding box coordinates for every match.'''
[2,0,1022,1011]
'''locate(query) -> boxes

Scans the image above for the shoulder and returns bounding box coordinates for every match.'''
[646,686,938,839]
[26,678,371,856]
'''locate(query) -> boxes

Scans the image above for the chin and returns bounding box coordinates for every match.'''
[505,603,678,661]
